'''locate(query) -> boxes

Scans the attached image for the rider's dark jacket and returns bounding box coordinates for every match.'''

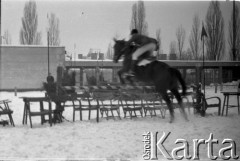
[126,34,159,51]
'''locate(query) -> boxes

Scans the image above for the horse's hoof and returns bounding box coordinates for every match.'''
[169,116,175,123]
[182,113,189,122]
[169,119,174,123]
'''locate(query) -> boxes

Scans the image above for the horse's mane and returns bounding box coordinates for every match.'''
[113,39,131,61]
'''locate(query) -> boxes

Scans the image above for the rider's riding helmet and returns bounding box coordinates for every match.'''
[130,29,138,35]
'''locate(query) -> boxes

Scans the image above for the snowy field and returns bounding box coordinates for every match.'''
[0,85,240,161]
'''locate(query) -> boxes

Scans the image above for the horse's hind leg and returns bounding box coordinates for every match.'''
[159,91,175,123]
[170,88,189,121]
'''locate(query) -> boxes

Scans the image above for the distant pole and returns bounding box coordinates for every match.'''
[48,31,50,76]
[0,0,1,45]
[71,53,72,67]
[74,43,76,70]
[232,0,237,61]
[201,22,208,116]
[202,37,205,100]
[201,22,206,98]
[47,14,50,76]
[0,0,2,90]
[202,35,206,116]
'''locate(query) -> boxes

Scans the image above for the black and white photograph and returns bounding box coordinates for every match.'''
[0,0,240,160]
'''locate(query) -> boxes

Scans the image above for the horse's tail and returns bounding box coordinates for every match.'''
[170,68,187,96]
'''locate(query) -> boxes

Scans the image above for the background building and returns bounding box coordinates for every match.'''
[0,45,65,90]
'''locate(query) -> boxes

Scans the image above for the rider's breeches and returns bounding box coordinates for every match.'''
[132,43,157,60]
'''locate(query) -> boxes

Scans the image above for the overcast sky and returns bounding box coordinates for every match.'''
[1,0,235,57]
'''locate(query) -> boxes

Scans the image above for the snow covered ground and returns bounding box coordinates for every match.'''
[0,85,239,161]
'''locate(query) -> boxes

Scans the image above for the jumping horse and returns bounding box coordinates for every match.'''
[113,39,188,123]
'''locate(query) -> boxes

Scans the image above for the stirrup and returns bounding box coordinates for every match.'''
[126,71,135,77]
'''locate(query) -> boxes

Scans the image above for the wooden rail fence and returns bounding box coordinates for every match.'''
[64,60,240,91]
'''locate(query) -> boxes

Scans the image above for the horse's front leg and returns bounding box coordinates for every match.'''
[117,70,125,84]
[125,75,135,86]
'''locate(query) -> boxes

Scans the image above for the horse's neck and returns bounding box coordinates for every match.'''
[124,48,134,59]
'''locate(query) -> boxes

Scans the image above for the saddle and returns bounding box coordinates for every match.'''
[129,42,157,66]
[137,56,157,66]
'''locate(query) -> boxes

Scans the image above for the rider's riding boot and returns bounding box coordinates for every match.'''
[128,60,137,76]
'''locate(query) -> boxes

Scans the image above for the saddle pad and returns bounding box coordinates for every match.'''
[137,59,152,66]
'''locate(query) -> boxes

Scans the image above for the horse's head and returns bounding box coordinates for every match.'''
[113,38,127,63]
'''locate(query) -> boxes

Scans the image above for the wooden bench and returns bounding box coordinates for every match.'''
[72,92,100,122]
[140,93,167,118]
[191,93,221,116]
[0,100,15,126]
[22,97,53,128]
[118,89,144,119]
[92,89,121,120]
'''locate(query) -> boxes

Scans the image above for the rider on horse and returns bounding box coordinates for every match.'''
[126,29,159,76]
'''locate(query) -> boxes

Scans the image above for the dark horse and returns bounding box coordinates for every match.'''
[113,39,188,123]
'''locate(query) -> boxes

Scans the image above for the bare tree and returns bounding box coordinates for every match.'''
[169,41,177,55]
[47,13,60,46]
[155,28,161,59]
[189,14,201,60]
[228,2,240,61]
[182,48,192,60]
[3,30,12,45]
[205,1,225,60]
[131,3,138,32]
[130,1,148,35]
[106,43,113,60]
[176,25,186,60]
[20,0,42,45]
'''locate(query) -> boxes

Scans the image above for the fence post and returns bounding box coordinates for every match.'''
[95,67,99,85]
[57,66,63,95]
[80,67,84,86]
[182,69,187,82]
[219,66,223,91]
[214,69,218,93]
[112,67,118,83]
[228,70,233,82]
[195,66,201,86]
[14,87,17,96]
